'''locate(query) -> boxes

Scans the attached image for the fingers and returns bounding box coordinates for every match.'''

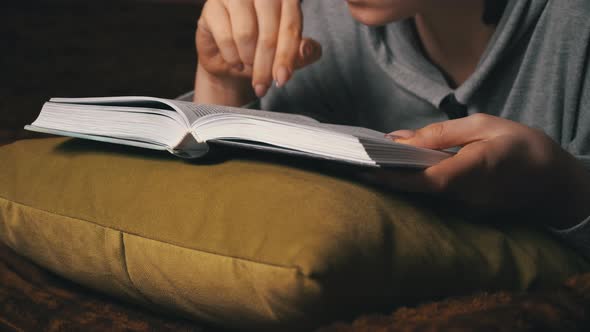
[295,38,323,69]
[196,6,222,70]
[274,0,302,87]
[239,0,320,96]
[228,0,257,67]
[422,141,490,193]
[252,0,282,97]
[387,113,506,150]
[203,0,242,70]
[368,141,490,196]
[198,0,322,97]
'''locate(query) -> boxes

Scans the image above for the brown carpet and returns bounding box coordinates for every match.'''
[321,275,590,332]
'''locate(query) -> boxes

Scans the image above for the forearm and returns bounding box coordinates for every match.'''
[193,64,256,106]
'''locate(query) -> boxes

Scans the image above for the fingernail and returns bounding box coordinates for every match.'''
[299,40,311,59]
[302,42,313,58]
[254,84,268,98]
[276,66,290,88]
[386,130,415,140]
[384,134,403,141]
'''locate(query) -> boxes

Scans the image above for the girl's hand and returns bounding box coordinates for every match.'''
[376,114,590,228]
[195,0,322,104]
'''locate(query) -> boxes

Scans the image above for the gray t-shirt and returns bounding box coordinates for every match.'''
[260,0,590,254]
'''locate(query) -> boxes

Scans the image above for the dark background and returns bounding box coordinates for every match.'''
[1,0,204,139]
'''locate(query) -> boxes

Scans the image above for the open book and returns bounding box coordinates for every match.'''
[26,96,452,168]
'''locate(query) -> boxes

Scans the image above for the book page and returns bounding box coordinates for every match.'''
[31,102,189,148]
[316,123,388,141]
[50,96,321,127]
[50,96,195,126]
[167,100,321,126]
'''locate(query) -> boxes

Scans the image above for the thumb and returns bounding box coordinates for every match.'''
[294,38,322,69]
[386,116,489,150]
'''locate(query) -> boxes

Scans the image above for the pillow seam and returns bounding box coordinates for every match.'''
[0,196,307,274]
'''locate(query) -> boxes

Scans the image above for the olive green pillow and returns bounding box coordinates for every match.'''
[0,138,587,331]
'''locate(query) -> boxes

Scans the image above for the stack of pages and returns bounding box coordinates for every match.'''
[27,97,451,168]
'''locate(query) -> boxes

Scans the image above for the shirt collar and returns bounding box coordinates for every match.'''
[364,0,548,108]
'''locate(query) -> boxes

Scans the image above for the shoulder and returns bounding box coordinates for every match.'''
[544,0,590,34]
[547,0,590,16]
[531,0,590,62]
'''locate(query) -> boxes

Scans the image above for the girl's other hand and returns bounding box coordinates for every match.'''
[376,114,590,229]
